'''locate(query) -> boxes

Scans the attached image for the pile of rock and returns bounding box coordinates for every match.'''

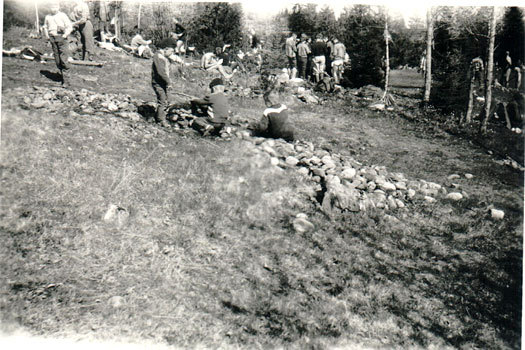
[9,85,472,216]
[15,86,144,122]
[232,133,461,214]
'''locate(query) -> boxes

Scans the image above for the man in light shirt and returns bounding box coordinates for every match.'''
[130,26,153,58]
[285,33,297,79]
[70,0,95,61]
[331,38,346,84]
[43,2,73,87]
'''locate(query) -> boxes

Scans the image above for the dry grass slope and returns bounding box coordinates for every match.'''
[1,27,522,349]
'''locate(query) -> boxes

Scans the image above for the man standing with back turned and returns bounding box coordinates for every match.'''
[70,0,95,61]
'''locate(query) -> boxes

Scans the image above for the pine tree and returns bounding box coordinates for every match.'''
[496,7,525,67]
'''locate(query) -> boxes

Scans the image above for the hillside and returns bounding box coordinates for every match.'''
[1,28,523,349]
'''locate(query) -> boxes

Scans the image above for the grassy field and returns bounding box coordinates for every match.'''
[1,28,523,349]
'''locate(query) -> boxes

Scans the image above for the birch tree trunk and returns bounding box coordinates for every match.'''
[465,71,476,124]
[423,7,433,103]
[383,14,390,100]
[480,6,496,134]
[35,3,40,35]
[138,4,142,29]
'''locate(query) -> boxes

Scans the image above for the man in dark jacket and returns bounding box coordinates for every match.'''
[191,78,230,136]
[255,89,294,141]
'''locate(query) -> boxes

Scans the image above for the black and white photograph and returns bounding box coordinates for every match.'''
[0,0,523,348]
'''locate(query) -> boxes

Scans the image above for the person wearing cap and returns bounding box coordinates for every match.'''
[190,78,230,136]
[296,34,311,80]
[70,0,95,61]
[43,2,73,87]
[331,38,346,84]
[254,89,294,141]
[151,46,174,127]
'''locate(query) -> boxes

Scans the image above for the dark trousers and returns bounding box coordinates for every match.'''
[78,20,95,60]
[50,35,70,81]
[298,56,308,79]
[152,82,168,122]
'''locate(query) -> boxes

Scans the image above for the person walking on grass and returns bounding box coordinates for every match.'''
[70,0,95,61]
[43,2,73,87]
[152,47,174,128]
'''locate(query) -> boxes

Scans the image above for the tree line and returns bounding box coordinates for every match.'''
[4,2,524,123]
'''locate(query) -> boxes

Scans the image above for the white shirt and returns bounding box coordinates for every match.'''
[44,12,73,36]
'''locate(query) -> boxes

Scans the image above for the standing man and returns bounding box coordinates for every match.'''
[325,37,333,77]
[331,38,346,84]
[70,0,95,61]
[311,34,327,83]
[94,0,110,42]
[296,34,311,80]
[285,33,297,79]
[152,47,174,128]
[43,2,73,87]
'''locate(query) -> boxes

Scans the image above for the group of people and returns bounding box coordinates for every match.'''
[42,2,293,141]
[151,46,293,140]
[43,0,96,86]
[285,32,348,85]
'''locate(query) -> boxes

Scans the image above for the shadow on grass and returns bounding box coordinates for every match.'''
[39,70,62,82]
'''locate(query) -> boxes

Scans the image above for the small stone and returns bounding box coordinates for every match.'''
[464,173,474,179]
[446,192,463,201]
[263,146,278,157]
[108,296,125,308]
[42,92,54,100]
[395,199,405,208]
[387,196,397,209]
[341,167,356,179]
[261,139,275,148]
[297,167,309,175]
[379,182,396,191]
[394,181,407,190]
[326,175,341,187]
[448,174,461,180]
[270,157,279,166]
[367,181,377,191]
[295,145,305,152]
[108,103,119,112]
[285,156,299,166]
[296,213,308,219]
[311,168,326,178]
[427,182,442,190]
[424,196,436,203]
[30,99,47,108]
[293,218,315,233]
[490,209,504,220]
[310,156,321,165]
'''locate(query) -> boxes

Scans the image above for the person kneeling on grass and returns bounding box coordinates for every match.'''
[152,46,174,128]
[190,78,230,136]
[254,89,294,141]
